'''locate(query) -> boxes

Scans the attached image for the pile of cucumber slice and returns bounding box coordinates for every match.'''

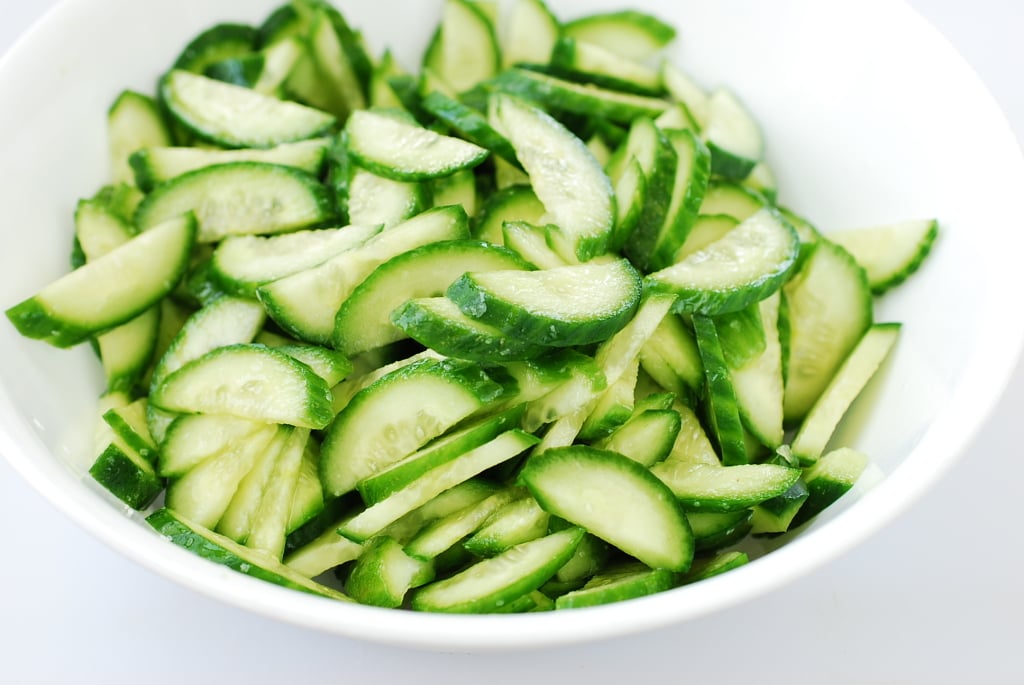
[6,0,938,613]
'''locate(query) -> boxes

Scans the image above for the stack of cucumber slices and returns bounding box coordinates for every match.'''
[6,0,938,614]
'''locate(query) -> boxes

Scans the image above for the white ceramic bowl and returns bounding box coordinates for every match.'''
[1,0,1022,651]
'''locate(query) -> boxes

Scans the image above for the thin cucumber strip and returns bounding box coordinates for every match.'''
[550,37,664,96]
[151,344,335,429]
[489,93,614,262]
[562,10,676,62]
[405,488,521,560]
[344,109,489,181]
[147,508,350,601]
[89,431,163,511]
[689,510,753,552]
[594,408,681,467]
[107,90,171,186]
[333,239,530,356]
[410,528,583,613]
[130,138,330,192]
[160,69,335,148]
[275,344,353,386]
[319,357,506,497]
[420,90,521,167]
[827,219,938,295]
[661,60,710,129]
[248,428,313,558]
[638,313,703,400]
[217,427,293,543]
[502,0,560,68]
[521,445,693,572]
[645,207,799,316]
[791,323,900,463]
[703,88,764,180]
[134,162,334,243]
[210,224,381,298]
[790,447,869,528]
[651,461,801,513]
[462,494,550,558]
[158,413,267,479]
[344,166,426,229]
[345,536,433,608]
[447,259,642,348]
[729,293,785,448]
[699,181,767,221]
[6,214,196,348]
[472,184,546,245]
[338,430,539,541]
[555,562,676,610]
[101,398,157,465]
[171,22,258,74]
[692,314,748,466]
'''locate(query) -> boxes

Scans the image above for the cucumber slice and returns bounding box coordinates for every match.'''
[410,527,583,613]
[651,461,801,513]
[703,88,764,180]
[392,296,547,362]
[674,214,740,261]
[217,427,294,543]
[433,0,500,93]
[275,344,353,386]
[146,508,350,601]
[302,9,367,120]
[550,37,664,96]
[447,259,642,348]
[420,90,521,168]
[688,510,753,552]
[594,408,681,467]
[160,69,335,148]
[729,293,785,448]
[681,550,749,583]
[129,137,330,192]
[638,313,703,400]
[101,398,157,465]
[791,323,900,463]
[462,495,550,558]
[489,93,614,262]
[107,90,171,186]
[645,207,799,316]
[661,61,710,130]
[562,10,676,62]
[158,414,266,479]
[172,22,258,74]
[345,536,433,608]
[89,431,164,511]
[827,219,939,295]
[782,239,873,424]
[521,445,693,572]
[357,408,523,505]
[338,430,538,541]
[472,184,546,245]
[150,344,335,429]
[699,181,767,221]
[319,357,505,497]
[344,109,489,181]
[405,488,521,560]
[489,67,671,125]
[693,314,748,466]
[257,205,469,345]
[6,214,196,348]
[577,357,638,441]
[345,166,426,229]
[502,0,560,68]
[134,162,334,243]
[750,479,810,535]
[286,441,325,535]
[554,562,676,610]
[333,239,530,356]
[210,224,381,298]
[790,447,869,528]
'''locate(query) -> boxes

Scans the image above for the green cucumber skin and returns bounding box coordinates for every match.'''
[554,564,676,610]
[89,444,163,511]
[172,23,259,74]
[692,314,749,466]
[146,508,350,601]
[420,90,521,168]
[446,260,642,348]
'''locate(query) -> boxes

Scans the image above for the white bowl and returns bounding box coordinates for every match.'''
[1,0,1022,651]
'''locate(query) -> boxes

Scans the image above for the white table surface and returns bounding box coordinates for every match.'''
[2,2,1022,683]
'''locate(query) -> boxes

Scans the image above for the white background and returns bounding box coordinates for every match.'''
[1,1,1022,683]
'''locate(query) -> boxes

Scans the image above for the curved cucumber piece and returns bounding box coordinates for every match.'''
[521,446,693,572]
[146,508,350,601]
[447,258,642,347]
[108,90,172,186]
[257,205,469,345]
[319,357,505,497]
[392,296,546,362]
[563,10,676,62]
[135,162,334,243]
[594,408,682,467]
[344,109,488,181]
[472,183,545,244]
[703,89,764,180]
[210,224,381,297]
[160,69,335,148]
[828,218,938,295]
[410,527,583,613]
[645,207,799,316]
[790,447,869,528]
[333,239,530,356]
[151,344,335,429]
[461,494,550,558]
[791,323,900,463]
[503,0,560,67]
[158,413,266,478]
[693,314,748,466]
[420,90,520,167]
[651,461,802,513]
[555,562,676,610]
[730,293,785,449]
[433,0,500,92]
[130,137,330,192]
[782,239,873,424]
[489,93,614,262]
[6,214,196,348]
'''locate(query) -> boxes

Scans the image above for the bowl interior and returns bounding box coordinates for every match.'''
[1,0,1022,650]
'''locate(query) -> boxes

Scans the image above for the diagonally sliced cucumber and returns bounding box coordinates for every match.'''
[521,445,693,572]
[502,0,560,68]
[562,10,676,62]
[410,527,583,613]
[645,207,799,316]
[554,562,676,609]
[134,162,334,243]
[489,93,614,262]
[447,259,642,348]
[703,88,764,180]
[333,239,530,356]
[160,69,335,148]
[650,461,801,513]
[6,214,196,348]
[827,218,938,295]
[344,109,489,181]
[150,344,335,429]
